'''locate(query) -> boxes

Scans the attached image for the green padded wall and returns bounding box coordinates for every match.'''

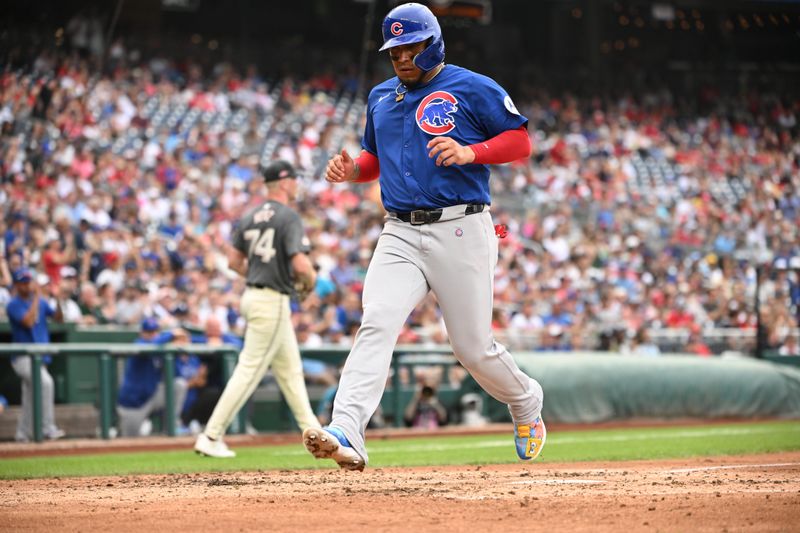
[54,326,139,403]
[508,353,800,423]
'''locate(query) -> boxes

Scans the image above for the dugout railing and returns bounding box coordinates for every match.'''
[0,343,456,442]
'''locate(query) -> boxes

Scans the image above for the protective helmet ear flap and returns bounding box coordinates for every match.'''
[413,36,445,72]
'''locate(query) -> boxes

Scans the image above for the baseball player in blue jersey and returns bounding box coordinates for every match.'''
[303,2,545,471]
[117,318,189,437]
[6,268,65,442]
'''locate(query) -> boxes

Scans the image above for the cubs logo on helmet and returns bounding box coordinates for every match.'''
[416,91,459,135]
[390,22,403,36]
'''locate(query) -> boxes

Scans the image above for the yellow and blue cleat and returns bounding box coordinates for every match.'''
[515,416,547,461]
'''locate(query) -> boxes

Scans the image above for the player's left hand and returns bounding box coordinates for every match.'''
[427,137,476,167]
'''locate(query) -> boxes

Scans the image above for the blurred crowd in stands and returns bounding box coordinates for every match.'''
[1,40,799,360]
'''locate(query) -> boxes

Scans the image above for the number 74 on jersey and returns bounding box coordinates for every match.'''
[244,228,276,262]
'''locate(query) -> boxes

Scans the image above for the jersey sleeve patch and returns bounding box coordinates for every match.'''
[504,95,520,116]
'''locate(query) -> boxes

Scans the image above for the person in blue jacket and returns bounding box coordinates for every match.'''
[6,268,65,442]
[116,317,189,437]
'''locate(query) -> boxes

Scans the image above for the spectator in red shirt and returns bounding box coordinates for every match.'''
[686,327,712,357]
[663,300,695,329]
[41,237,75,287]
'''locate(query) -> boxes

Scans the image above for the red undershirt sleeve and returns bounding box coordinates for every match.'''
[352,150,380,183]
[468,126,532,165]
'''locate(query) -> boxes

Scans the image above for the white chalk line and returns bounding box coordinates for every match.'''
[281,425,800,456]
[444,495,502,500]
[510,479,606,485]
[668,462,800,473]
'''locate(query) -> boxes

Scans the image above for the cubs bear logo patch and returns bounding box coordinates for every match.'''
[415,91,459,135]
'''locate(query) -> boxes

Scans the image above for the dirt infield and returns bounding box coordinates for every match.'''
[3,451,799,532]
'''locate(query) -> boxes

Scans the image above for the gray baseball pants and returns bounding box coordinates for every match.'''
[11,357,59,441]
[117,379,189,437]
[330,206,543,464]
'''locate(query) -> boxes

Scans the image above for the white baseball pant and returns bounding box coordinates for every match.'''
[204,287,320,439]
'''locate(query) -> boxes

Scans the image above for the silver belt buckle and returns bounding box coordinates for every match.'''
[410,210,426,225]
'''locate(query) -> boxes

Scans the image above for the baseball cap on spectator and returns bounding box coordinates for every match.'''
[104,251,120,265]
[262,160,297,183]
[174,275,191,292]
[141,317,159,332]
[12,268,33,283]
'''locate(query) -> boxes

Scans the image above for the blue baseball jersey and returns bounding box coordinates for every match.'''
[362,64,528,212]
[6,296,55,343]
[117,332,175,409]
[6,296,56,363]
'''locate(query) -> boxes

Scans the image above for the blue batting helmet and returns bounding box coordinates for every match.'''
[379,2,445,72]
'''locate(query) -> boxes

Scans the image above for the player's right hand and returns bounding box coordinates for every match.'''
[326,149,356,183]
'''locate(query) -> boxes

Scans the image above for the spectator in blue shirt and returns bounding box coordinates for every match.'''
[5,268,65,442]
[158,211,184,239]
[116,317,189,437]
[541,299,574,328]
[713,230,737,256]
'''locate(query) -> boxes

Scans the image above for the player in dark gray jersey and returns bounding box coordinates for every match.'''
[194,161,321,458]
[234,198,308,294]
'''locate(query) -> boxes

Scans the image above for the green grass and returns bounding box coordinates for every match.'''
[2,420,799,480]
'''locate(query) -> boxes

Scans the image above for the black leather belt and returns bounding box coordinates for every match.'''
[247,283,291,296]
[395,203,485,225]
